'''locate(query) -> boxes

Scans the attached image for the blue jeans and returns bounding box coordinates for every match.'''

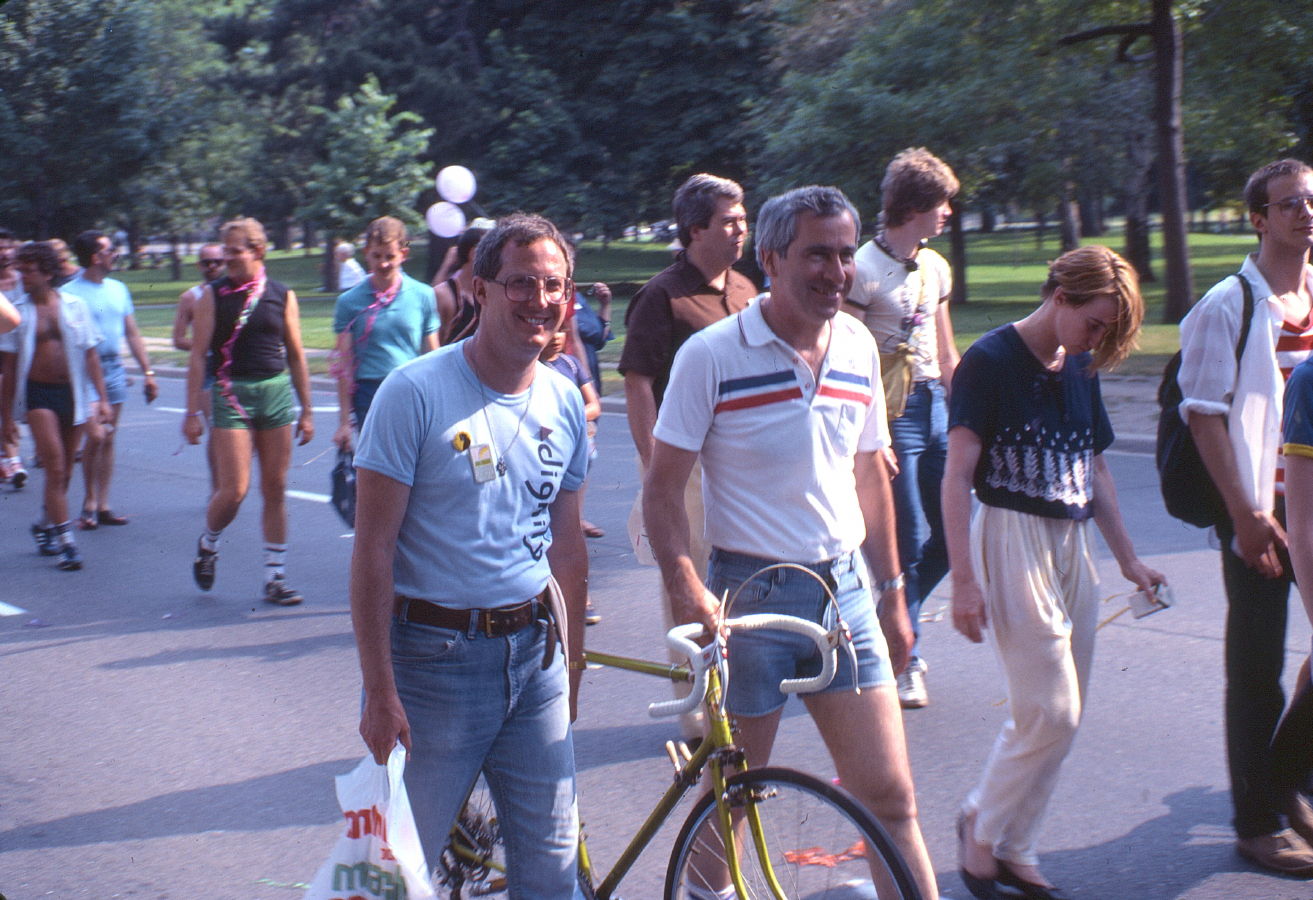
[889,379,949,661]
[390,611,580,898]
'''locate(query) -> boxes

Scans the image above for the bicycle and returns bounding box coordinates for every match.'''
[438,565,923,900]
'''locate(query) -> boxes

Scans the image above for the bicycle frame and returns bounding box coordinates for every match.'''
[578,648,766,900]
[442,605,853,900]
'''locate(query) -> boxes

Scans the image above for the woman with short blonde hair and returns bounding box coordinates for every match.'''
[944,245,1163,899]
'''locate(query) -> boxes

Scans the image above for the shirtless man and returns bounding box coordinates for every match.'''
[173,244,226,352]
[0,241,109,571]
[173,244,225,487]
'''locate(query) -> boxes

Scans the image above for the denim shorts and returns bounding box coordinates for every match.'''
[99,354,127,406]
[707,547,894,717]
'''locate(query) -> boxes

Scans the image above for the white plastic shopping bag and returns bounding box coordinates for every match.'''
[303,744,436,900]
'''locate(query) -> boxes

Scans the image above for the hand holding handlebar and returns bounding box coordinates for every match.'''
[647,614,840,719]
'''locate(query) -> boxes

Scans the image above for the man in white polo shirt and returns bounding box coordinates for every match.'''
[644,185,938,900]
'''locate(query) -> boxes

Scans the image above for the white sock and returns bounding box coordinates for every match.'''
[264,542,287,582]
[200,528,222,553]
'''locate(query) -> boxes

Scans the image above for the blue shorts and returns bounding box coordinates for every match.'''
[99,354,127,406]
[707,547,894,717]
[352,378,383,429]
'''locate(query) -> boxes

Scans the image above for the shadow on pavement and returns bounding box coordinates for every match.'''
[0,758,354,850]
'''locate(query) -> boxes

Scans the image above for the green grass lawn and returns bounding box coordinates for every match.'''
[122,228,1256,383]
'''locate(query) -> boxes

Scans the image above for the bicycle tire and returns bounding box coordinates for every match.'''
[663,767,922,900]
[437,774,508,899]
[439,774,597,899]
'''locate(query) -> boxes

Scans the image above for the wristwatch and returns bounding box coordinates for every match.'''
[875,573,905,593]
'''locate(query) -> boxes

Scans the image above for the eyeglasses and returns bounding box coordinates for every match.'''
[199,258,224,267]
[1263,195,1313,215]
[489,274,572,305]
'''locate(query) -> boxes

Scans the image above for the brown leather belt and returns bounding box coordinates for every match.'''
[395,592,546,637]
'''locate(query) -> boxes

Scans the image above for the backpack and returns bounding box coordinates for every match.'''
[1156,273,1255,527]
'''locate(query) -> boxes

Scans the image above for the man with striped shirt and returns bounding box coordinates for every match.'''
[644,186,939,900]
[1178,158,1313,875]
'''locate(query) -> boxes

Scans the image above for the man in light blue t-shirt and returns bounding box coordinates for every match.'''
[64,230,156,527]
[351,213,589,895]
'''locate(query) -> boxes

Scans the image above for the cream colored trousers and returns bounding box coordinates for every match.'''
[963,504,1100,866]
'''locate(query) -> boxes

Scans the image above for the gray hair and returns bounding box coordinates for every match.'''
[673,173,745,247]
[472,213,573,281]
[754,186,861,268]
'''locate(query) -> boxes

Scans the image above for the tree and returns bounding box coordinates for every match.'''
[1060,0,1195,322]
[0,0,168,237]
[749,0,1131,300]
[236,0,774,236]
[1183,0,1313,211]
[302,75,434,291]
[118,0,234,274]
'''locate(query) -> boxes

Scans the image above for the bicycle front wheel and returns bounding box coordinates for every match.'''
[664,767,922,900]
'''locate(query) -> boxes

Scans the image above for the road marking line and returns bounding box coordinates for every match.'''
[287,489,330,503]
[0,601,29,616]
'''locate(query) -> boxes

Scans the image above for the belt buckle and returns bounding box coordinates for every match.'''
[482,608,498,638]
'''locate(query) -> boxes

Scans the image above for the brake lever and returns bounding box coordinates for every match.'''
[829,616,861,696]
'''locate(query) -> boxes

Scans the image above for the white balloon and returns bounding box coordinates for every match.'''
[436,165,477,204]
[426,201,467,238]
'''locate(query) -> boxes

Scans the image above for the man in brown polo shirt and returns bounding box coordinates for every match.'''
[620,172,756,738]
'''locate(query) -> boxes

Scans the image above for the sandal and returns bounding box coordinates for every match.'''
[96,510,129,526]
[582,521,605,538]
[78,510,98,530]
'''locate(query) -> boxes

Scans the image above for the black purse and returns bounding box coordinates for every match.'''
[331,449,356,528]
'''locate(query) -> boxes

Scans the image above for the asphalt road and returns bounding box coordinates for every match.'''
[2,374,1312,899]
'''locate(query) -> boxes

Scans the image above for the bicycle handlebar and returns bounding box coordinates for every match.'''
[646,614,838,719]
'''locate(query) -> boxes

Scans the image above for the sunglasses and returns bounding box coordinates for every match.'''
[199,258,224,267]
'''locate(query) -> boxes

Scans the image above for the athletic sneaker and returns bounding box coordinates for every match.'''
[263,577,303,606]
[584,600,601,625]
[193,540,217,591]
[30,523,57,556]
[57,543,82,571]
[897,657,929,709]
[8,459,26,489]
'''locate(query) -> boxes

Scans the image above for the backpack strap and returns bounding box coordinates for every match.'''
[1233,271,1255,365]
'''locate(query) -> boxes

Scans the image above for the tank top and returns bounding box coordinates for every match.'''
[441,277,479,345]
[207,276,290,379]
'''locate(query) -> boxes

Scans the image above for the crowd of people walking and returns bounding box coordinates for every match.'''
[3,151,1313,900]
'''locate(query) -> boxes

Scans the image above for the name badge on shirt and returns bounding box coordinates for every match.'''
[470,443,497,483]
